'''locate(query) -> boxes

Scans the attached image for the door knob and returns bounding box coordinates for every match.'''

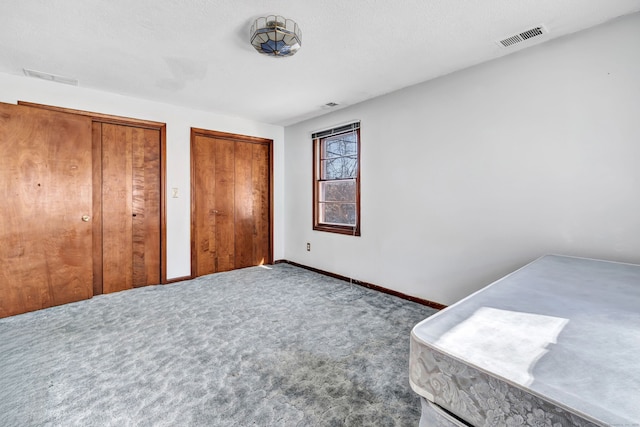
[82,215,91,222]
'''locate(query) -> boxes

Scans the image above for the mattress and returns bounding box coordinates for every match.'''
[409,255,640,427]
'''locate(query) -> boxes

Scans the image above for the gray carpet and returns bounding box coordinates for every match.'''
[0,263,436,426]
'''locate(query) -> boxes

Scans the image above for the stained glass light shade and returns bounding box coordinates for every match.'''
[250,16,301,57]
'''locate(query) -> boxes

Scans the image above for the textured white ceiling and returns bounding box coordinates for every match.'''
[1,0,639,126]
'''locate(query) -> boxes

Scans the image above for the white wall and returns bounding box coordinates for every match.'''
[0,73,285,280]
[284,13,640,305]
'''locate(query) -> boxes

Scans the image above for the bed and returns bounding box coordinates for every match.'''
[409,254,640,427]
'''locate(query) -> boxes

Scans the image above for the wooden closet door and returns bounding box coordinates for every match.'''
[0,103,93,318]
[193,136,236,274]
[132,126,161,287]
[213,138,236,272]
[100,123,161,293]
[192,134,215,275]
[234,142,271,268]
[192,130,271,277]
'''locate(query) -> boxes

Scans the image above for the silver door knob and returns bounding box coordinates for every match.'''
[82,215,90,222]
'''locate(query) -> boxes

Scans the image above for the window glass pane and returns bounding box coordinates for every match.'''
[323,134,357,159]
[321,156,357,179]
[319,180,355,203]
[320,202,356,226]
[313,123,360,235]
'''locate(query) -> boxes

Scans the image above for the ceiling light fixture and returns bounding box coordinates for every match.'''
[250,15,301,57]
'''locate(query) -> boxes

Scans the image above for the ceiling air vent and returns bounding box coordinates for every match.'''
[497,26,547,48]
[23,68,78,86]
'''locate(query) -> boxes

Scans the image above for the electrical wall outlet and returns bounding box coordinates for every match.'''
[306,243,311,251]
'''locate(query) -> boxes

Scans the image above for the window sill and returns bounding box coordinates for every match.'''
[313,224,360,236]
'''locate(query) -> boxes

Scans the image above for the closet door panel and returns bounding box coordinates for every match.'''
[101,123,133,293]
[142,127,161,286]
[0,103,93,317]
[234,141,254,269]
[92,122,104,295]
[132,127,161,287]
[252,143,271,266]
[100,124,161,293]
[215,138,236,272]
[193,135,216,275]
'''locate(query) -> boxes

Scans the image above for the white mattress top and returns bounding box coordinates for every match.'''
[412,254,640,426]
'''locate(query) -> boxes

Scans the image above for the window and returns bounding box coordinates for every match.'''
[313,122,360,236]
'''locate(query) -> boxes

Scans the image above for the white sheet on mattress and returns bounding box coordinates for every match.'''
[434,307,568,386]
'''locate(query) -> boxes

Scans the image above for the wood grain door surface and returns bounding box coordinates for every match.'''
[0,103,93,317]
[192,131,271,277]
[99,123,161,294]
